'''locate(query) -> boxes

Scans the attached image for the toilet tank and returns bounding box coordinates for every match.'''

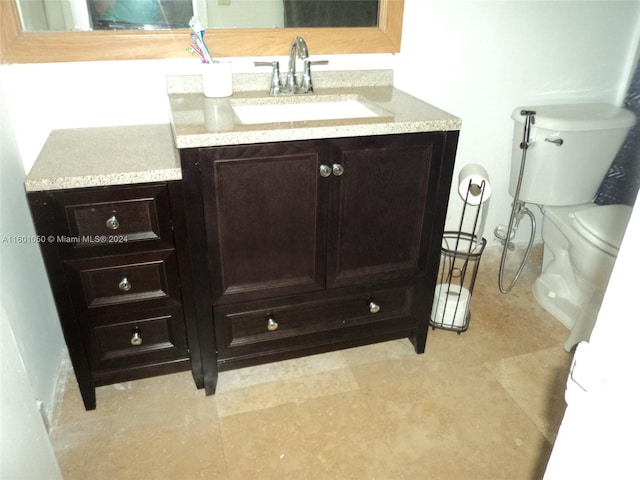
[509,103,635,206]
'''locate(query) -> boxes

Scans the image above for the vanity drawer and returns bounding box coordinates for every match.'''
[64,249,181,315]
[215,284,415,362]
[87,308,189,372]
[51,184,173,251]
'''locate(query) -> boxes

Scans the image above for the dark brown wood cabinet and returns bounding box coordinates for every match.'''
[181,132,458,394]
[28,131,458,407]
[28,182,201,410]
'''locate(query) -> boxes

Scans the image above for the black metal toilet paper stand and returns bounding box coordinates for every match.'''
[430,179,487,333]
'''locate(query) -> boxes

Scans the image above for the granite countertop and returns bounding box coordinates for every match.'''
[168,69,461,149]
[24,124,181,192]
[25,70,461,192]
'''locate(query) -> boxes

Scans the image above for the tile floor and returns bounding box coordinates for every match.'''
[50,245,573,479]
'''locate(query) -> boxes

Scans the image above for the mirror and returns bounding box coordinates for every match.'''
[19,1,379,31]
[1,0,403,63]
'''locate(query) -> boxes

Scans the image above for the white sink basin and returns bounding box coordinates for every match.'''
[231,98,381,125]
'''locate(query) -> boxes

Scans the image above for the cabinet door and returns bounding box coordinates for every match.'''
[200,141,329,304]
[326,134,444,288]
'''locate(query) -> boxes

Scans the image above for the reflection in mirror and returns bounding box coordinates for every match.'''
[18,0,379,32]
[90,0,193,30]
[283,1,378,27]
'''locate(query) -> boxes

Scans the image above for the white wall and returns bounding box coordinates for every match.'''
[0,75,67,414]
[0,73,65,476]
[395,0,640,242]
[0,307,63,479]
[1,0,639,474]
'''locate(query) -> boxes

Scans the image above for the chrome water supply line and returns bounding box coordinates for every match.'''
[497,110,537,294]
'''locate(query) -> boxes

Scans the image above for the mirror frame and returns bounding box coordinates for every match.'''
[1,0,404,63]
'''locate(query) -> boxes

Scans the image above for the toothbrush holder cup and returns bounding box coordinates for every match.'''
[202,61,233,98]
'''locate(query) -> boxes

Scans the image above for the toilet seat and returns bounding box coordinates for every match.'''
[572,204,632,256]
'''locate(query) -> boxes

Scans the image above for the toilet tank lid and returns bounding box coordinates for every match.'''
[512,103,636,131]
[573,204,633,254]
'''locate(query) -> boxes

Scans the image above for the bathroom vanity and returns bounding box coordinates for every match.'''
[26,70,461,408]
[25,126,202,410]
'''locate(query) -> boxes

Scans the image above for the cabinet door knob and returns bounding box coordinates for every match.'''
[332,163,345,177]
[266,314,279,331]
[319,164,332,178]
[106,215,120,230]
[118,276,132,292]
[130,328,142,346]
[368,300,381,314]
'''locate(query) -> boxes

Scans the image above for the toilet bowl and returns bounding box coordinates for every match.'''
[510,103,636,350]
[533,203,632,349]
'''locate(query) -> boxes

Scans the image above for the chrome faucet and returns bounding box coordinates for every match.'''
[285,36,309,93]
[254,36,328,96]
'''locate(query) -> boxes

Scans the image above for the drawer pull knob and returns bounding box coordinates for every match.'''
[368,300,381,314]
[319,164,332,178]
[332,163,345,177]
[106,215,120,230]
[266,315,279,331]
[118,276,132,292]
[130,328,142,346]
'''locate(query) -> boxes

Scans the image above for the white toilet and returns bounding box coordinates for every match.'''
[510,103,635,350]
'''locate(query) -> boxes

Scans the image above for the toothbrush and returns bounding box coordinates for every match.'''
[190,32,214,64]
[189,17,214,64]
[187,45,205,63]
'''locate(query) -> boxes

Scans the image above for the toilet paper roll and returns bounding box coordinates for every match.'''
[431,284,471,328]
[458,164,492,205]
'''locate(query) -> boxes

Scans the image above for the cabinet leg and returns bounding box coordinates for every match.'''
[409,319,429,354]
[203,368,218,396]
[191,372,205,390]
[79,386,97,411]
[414,333,427,354]
[412,278,431,354]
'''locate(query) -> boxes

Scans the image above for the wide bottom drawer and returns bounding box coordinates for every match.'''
[215,284,415,363]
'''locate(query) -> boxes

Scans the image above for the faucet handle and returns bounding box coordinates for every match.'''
[301,60,329,94]
[254,61,279,67]
[254,61,282,96]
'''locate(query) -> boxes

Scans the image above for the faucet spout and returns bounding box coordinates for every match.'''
[286,36,309,92]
